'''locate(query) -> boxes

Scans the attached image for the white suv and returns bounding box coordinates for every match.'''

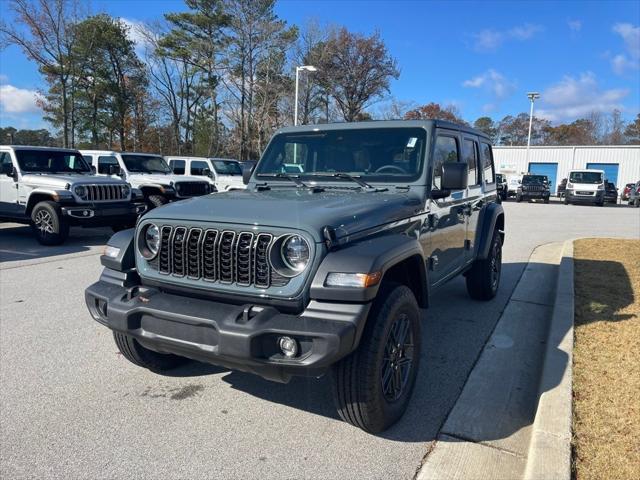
[165,156,246,192]
[80,150,213,208]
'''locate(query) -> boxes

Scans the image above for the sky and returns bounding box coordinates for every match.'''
[1,0,639,130]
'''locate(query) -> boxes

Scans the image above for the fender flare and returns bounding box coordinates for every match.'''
[474,202,505,260]
[310,234,428,304]
[26,189,74,213]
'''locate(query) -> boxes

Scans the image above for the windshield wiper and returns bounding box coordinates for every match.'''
[307,172,374,189]
[258,172,309,188]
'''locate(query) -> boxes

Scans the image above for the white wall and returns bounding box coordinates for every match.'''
[493,145,640,189]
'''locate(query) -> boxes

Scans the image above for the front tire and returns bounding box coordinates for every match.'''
[30,201,69,246]
[113,332,189,372]
[147,194,168,209]
[516,194,522,202]
[466,229,502,301]
[331,284,421,433]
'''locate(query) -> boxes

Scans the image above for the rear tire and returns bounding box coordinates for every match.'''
[113,332,189,372]
[30,201,69,246]
[147,194,168,209]
[544,197,549,204]
[331,284,421,433]
[466,229,502,301]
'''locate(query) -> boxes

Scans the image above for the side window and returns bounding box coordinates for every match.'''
[480,143,495,184]
[462,139,480,186]
[191,161,209,176]
[169,159,185,175]
[0,152,13,168]
[98,155,119,174]
[433,136,459,189]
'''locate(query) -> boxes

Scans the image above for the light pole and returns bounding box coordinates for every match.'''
[294,65,317,126]
[526,92,540,166]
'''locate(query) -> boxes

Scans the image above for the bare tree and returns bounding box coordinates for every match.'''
[316,28,399,122]
[1,0,79,146]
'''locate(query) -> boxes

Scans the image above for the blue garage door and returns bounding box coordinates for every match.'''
[586,163,619,186]
[528,163,558,194]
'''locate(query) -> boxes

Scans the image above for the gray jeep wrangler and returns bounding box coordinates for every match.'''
[85,120,504,432]
[0,146,147,245]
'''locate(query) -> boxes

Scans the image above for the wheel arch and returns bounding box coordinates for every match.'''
[26,192,58,216]
[474,202,505,260]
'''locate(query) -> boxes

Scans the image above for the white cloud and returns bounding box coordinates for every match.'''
[120,18,153,55]
[536,72,629,122]
[462,69,516,100]
[610,23,640,74]
[471,23,543,51]
[0,84,43,114]
[0,74,8,83]
[568,20,582,32]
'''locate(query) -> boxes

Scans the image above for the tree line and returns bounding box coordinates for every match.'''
[1,0,639,158]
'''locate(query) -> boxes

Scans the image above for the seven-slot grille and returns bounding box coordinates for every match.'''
[156,225,283,288]
[83,184,127,201]
[175,181,209,197]
[523,184,545,191]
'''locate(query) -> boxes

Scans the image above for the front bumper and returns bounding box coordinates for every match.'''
[566,190,605,204]
[519,189,549,199]
[62,202,147,226]
[85,271,369,382]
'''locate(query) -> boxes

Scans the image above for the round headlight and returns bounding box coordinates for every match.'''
[280,235,310,273]
[74,185,87,198]
[142,224,160,258]
[121,184,131,197]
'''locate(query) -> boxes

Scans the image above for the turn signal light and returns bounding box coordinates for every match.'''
[325,271,382,288]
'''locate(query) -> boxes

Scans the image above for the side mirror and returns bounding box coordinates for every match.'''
[243,164,256,185]
[1,163,15,177]
[108,164,121,176]
[202,168,211,178]
[441,162,468,191]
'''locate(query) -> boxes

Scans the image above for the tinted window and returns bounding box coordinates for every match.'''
[98,155,119,174]
[256,128,426,183]
[169,159,185,175]
[212,160,243,175]
[433,136,459,189]
[121,154,170,174]
[0,152,12,168]
[462,139,479,186]
[480,143,495,184]
[191,161,210,176]
[15,150,90,173]
[569,171,602,184]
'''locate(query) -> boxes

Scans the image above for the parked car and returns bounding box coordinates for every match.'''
[80,150,213,208]
[628,180,640,207]
[516,174,550,203]
[495,173,507,201]
[0,145,146,245]
[604,181,618,204]
[505,175,521,198]
[166,156,245,192]
[85,120,505,433]
[621,182,635,201]
[557,178,567,198]
[564,169,606,206]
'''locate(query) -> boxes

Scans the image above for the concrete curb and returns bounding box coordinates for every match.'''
[524,240,574,480]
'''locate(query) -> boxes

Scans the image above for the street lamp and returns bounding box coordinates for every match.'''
[526,92,540,165]
[294,65,317,126]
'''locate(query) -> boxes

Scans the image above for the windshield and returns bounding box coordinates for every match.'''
[256,128,426,183]
[212,160,242,175]
[15,149,91,173]
[522,175,547,185]
[122,154,170,174]
[569,171,602,184]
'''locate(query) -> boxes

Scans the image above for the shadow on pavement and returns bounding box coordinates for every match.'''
[153,257,634,445]
[0,223,112,264]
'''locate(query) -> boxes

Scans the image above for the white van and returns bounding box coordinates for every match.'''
[564,169,605,206]
[165,156,246,192]
[505,174,522,198]
[80,150,212,208]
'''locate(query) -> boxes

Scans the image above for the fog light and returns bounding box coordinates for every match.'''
[278,336,298,358]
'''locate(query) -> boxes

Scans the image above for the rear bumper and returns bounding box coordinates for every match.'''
[62,202,146,226]
[85,271,369,382]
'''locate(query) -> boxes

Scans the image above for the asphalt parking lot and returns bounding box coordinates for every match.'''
[1,199,639,479]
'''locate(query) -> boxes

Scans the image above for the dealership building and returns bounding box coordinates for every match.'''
[493,145,640,194]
